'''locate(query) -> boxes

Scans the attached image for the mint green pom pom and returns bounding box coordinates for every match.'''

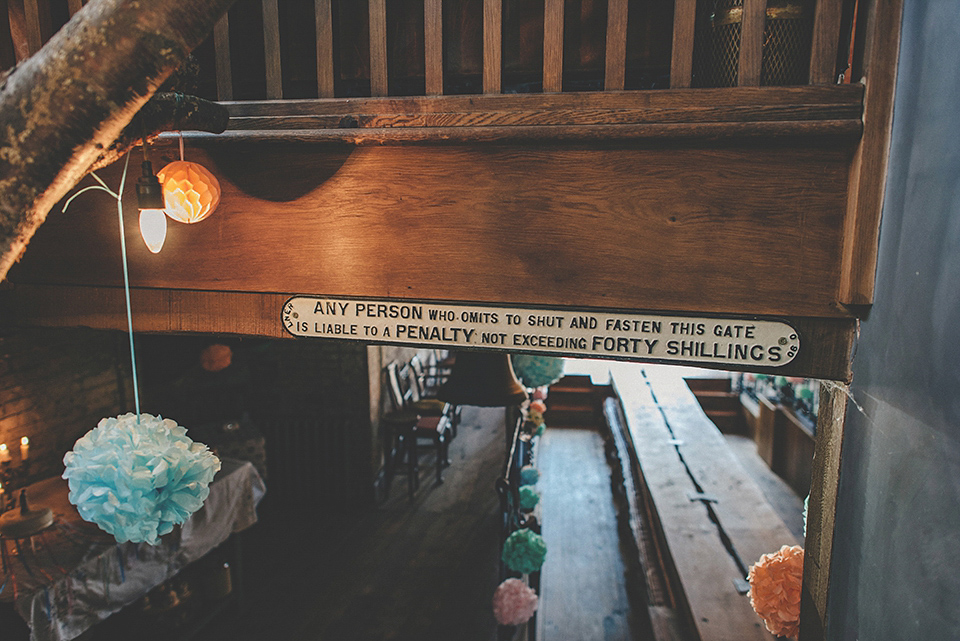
[519,486,540,510]
[502,528,547,574]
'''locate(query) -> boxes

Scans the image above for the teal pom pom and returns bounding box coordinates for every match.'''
[510,355,565,389]
[519,486,540,510]
[502,528,547,574]
[534,423,546,436]
[519,465,540,486]
[63,413,221,545]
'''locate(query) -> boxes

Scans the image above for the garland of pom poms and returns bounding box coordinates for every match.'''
[748,545,804,638]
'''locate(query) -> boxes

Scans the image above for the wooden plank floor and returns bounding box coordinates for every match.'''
[537,427,651,641]
[204,406,506,641]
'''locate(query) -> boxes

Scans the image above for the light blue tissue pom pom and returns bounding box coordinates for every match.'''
[62,413,221,545]
[519,465,539,486]
[519,486,540,510]
[510,355,565,389]
[501,528,547,574]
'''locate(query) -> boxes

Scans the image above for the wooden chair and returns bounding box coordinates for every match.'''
[409,355,461,439]
[383,361,451,499]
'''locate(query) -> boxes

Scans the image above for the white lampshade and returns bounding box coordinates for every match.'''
[139,209,167,253]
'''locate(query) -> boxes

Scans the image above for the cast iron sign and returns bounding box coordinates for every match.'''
[282,297,800,367]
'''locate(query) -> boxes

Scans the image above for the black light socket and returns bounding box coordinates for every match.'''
[136,160,165,210]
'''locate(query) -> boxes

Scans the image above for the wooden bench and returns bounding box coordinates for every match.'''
[608,364,800,641]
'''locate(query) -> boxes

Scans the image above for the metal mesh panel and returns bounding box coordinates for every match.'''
[692,0,813,88]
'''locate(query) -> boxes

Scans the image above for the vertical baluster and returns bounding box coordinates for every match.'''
[1,0,16,70]
[369,0,388,96]
[604,0,628,91]
[316,0,334,98]
[67,0,84,17]
[669,0,696,88]
[424,0,443,95]
[214,13,233,101]
[483,0,501,94]
[809,0,843,84]
[738,0,766,86]
[543,0,564,92]
[22,0,44,55]
[262,0,282,99]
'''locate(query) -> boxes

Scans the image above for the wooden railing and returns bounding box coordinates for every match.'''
[3,0,858,101]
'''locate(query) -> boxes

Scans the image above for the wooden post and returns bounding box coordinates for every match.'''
[799,382,847,641]
[738,0,766,86]
[262,0,282,99]
[213,13,233,101]
[483,0,501,94]
[369,0,388,96]
[543,0,564,92]
[604,0,628,91]
[670,0,697,88]
[424,0,443,95]
[809,0,844,84]
[316,0,334,98]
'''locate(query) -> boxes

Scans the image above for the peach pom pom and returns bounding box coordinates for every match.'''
[201,344,233,372]
[748,545,804,638]
[492,578,539,626]
[529,400,547,413]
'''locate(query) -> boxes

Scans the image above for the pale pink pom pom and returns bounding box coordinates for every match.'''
[492,578,539,626]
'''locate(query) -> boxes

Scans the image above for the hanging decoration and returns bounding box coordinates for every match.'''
[492,578,539,626]
[529,399,547,414]
[519,465,539,486]
[510,355,565,389]
[501,528,547,574]
[62,413,221,545]
[157,160,221,224]
[518,486,540,511]
[201,344,233,372]
[748,545,804,638]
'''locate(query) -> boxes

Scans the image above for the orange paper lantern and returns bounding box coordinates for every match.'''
[157,161,221,224]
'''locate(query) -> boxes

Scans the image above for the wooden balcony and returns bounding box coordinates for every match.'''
[1,0,902,382]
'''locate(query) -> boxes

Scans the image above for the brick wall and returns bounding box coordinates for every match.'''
[0,327,132,487]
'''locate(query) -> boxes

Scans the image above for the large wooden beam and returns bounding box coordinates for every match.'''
[0,0,237,281]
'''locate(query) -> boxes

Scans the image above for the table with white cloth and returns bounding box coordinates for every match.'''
[0,458,265,641]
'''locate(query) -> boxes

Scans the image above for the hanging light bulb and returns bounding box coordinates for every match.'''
[136,159,167,253]
[139,208,167,253]
[158,161,221,224]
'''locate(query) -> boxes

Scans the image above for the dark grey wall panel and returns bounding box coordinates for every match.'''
[828,2,960,639]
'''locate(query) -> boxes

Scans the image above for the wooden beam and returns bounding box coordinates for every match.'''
[424,0,443,95]
[543,0,564,92]
[368,0,388,96]
[799,382,847,640]
[262,0,282,99]
[670,0,697,88]
[316,0,334,98]
[1,286,855,379]
[11,138,859,326]
[604,0,628,91]
[738,0,766,86]
[483,0,501,93]
[839,0,904,305]
[809,0,844,84]
[213,13,233,101]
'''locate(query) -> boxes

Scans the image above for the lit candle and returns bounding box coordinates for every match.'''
[20,436,29,461]
[0,443,9,463]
